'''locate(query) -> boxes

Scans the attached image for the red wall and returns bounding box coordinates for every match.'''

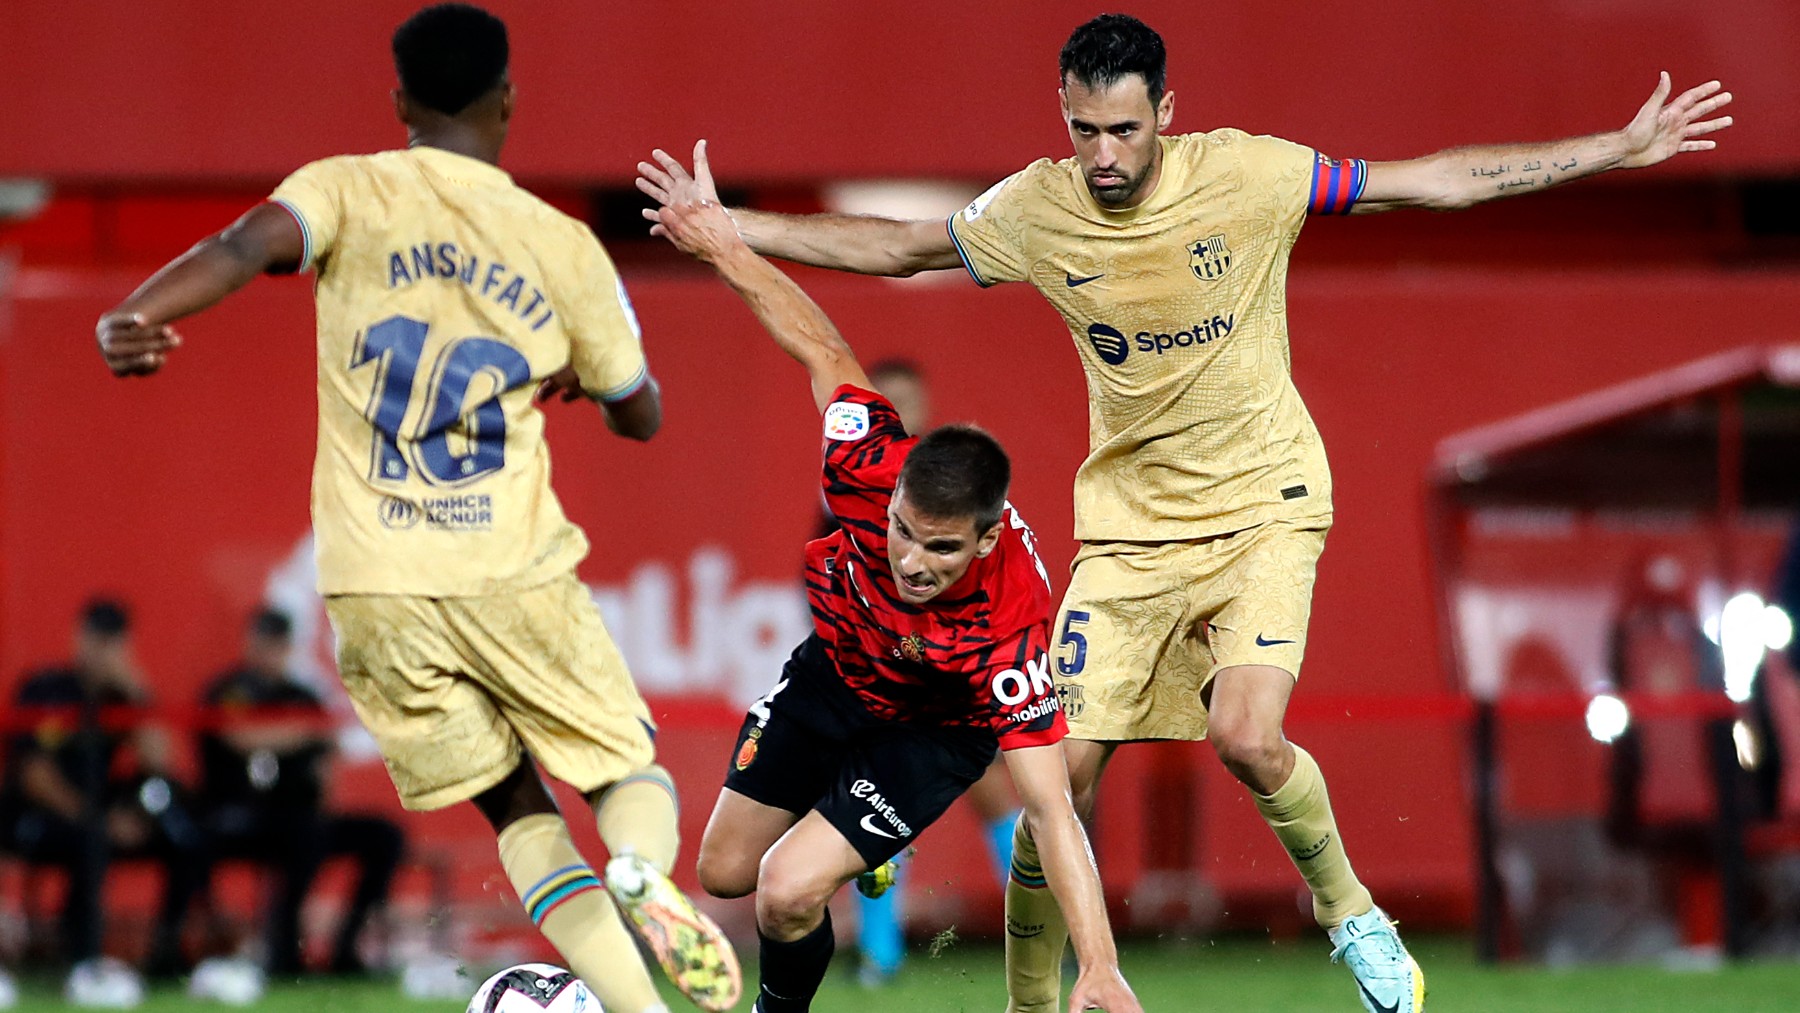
[8,251,1800,929]
[4,0,1797,183]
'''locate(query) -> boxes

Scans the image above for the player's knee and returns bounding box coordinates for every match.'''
[694,840,757,899]
[1209,718,1285,783]
[753,868,830,940]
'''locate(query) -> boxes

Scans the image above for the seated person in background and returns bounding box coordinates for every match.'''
[198,608,404,977]
[0,599,208,991]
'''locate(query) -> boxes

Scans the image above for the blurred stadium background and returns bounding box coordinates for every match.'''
[4,1,1800,1009]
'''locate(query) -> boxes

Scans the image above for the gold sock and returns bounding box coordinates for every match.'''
[1003,816,1069,1013]
[498,813,668,1013]
[594,764,680,875]
[1252,745,1375,929]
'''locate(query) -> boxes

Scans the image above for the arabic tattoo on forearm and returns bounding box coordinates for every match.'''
[1471,156,1579,192]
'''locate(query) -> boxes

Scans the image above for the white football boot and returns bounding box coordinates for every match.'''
[1329,908,1426,1013]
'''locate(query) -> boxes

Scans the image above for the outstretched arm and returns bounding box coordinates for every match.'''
[649,143,872,410]
[1354,73,1733,213]
[638,141,961,277]
[1004,744,1141,1013]
[96,203,303,376]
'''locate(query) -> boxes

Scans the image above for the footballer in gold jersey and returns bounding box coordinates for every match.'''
[96,6,739,1011]
[637,13,1731,1013]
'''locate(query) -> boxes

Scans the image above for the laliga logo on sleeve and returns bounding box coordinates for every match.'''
[962,177,1011,222]
[824,401,871,441]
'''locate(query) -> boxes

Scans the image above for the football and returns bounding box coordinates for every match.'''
[466,964,598,1013]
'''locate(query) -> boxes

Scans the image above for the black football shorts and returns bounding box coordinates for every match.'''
[723,635,997,868]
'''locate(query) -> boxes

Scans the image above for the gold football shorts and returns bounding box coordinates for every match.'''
[1052,517,1329,743]
[326,572,655,811]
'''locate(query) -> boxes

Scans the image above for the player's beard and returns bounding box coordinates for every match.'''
[1085,162,1151,208]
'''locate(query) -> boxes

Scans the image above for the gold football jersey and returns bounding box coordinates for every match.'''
[949,130,1361,541]
[270,147,648,596]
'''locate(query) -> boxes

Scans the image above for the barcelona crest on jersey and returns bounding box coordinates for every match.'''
[1189,234,1232,282]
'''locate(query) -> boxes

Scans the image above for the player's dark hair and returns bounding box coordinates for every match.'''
[1059,14,1167,106]
[80,598,130,637]
[899,425,1011,534]
[249,608,294,640]
[392,3,510,116]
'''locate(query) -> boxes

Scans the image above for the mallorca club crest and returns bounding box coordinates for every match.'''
[1189,234,1232,282]
[899,633,926,663]
[735,727,762,771]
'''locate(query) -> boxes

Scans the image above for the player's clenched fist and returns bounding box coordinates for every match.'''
[95,312,182,377]
[1071,966,1143,1013]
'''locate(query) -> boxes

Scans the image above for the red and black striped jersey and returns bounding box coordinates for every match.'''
[803,385,1065,750]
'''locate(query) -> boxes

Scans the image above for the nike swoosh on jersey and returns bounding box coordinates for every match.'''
[1255,634,1296,647]
[1357,979,1400,1013]
[859,814,897,839]
[1065,272,1104,287]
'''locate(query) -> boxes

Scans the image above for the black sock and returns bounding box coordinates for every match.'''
[756,909,835,1013]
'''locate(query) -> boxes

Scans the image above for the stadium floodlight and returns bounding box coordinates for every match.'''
[1585,693,1630,744]
[1764,604,1794,652]
[1720,591,1770,703]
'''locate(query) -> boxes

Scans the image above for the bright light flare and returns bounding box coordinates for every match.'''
[1586,693,1631,744]
[1721,592,1772,703]
[1765,604,1794,652]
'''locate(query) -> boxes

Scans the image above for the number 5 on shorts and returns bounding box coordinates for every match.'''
[1057,610,1090,676]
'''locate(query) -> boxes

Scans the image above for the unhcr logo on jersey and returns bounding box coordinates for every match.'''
[376,494,494,531]
[378,496,421,530]
[1087,323,1131,366]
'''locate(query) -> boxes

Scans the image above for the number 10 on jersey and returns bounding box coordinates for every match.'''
[351,315,532,486]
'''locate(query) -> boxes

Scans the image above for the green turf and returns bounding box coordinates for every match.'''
[9,936,1800,1011]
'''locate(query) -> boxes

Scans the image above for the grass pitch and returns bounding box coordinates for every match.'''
[8,936,1800,1011]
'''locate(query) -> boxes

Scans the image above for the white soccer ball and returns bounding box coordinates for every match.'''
[63,957,143,1009]
[466,963,598,1013]
[186,957,266,1006]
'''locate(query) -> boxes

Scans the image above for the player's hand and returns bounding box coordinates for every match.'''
[1068,966,1142,1013]
[637,138,722,225]
[640,141,745,263]
[1619,72,1733,169]
[96,311,182,377]
[535,364,587,404]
